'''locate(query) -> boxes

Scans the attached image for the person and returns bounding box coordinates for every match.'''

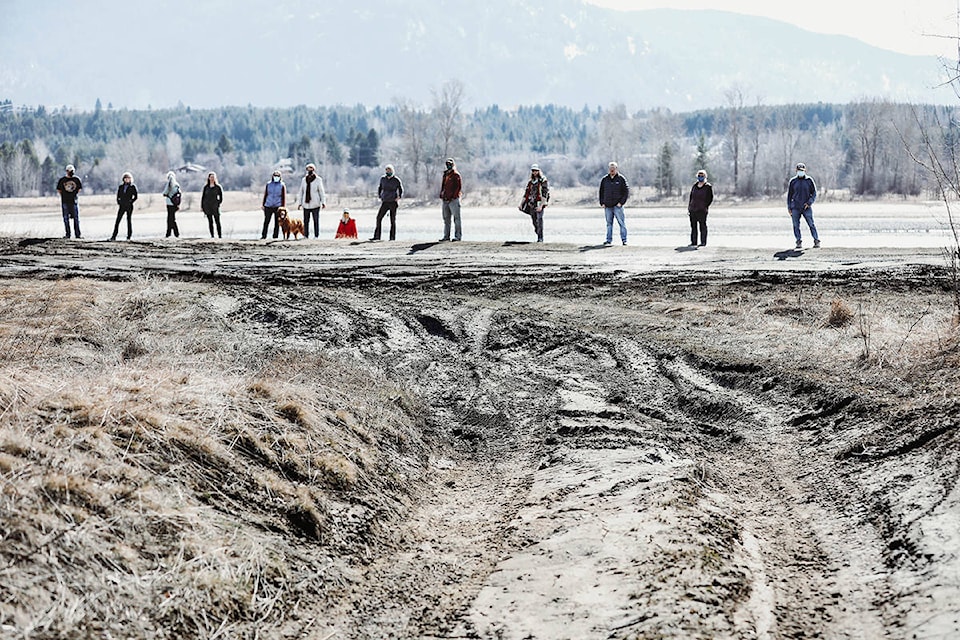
[201,171,224,239]
[297,163,325,238]
[599,161,629,245]
[336,209,358,239]
[787,162,820,249]
[162,171,181,238]
[519,163,549,242]
[261,170,286,239]
[439,157,462,242]
[110,172,138,241]
[687,169,714,247]
[373,164,403,241]
[56,164,83,239]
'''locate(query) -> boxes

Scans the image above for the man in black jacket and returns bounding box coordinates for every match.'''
[687,169,713,247]
[599,161,629,245]
[373,164,403,241]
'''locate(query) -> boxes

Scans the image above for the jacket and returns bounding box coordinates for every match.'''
[599,173,629,207]
[688,182,713,214]
[263,180,286,208]
[162,177,180,206]
[787,175,817,211]
[440,169,462,201]
[116,183,138,209]
[521,176,550,211]
[378,175,403,202]
[202,184,223,213]
[298,175,326,209]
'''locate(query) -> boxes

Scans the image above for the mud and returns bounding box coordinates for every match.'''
[1,236,958,639]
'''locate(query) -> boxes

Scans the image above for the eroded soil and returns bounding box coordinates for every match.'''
[1,237,958,639]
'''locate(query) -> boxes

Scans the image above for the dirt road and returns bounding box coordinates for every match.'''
[1,237,958,639]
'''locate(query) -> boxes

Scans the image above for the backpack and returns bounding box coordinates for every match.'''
[171,189,182,208]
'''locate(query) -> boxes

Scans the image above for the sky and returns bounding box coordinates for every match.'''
[585,0,959,58]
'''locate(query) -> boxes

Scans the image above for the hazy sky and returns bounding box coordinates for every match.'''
[585,0,959,58]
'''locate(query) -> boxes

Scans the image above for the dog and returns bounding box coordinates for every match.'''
[277,207,305,240]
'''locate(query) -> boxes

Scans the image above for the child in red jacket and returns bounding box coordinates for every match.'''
[335,209,358,239]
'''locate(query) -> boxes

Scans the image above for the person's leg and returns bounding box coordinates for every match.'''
[61,203,71,238]
[271,208,280,238]
[615,205,627,243]
[373,203,387,240]
[699,213,708,246]
[388,202,398,240]
[441,202,452,240]
[171,208,179,237]
[111,210,123,240]
[689,214,698,245]
[535,209,544,241]
[451,198,462,240]
[261,209,272,239]
[303,209,310,237]
[604,207,614,243]
[125,209,133,239]
[802,209,819,243]
[207,213,215,237]
[214,211,222,238]
[790,210,802,245]
[71,203,81,238]
[166,206,175,237]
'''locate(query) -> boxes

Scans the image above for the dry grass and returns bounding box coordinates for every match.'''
[0,278,431,638]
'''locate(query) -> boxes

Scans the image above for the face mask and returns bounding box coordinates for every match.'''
[797,171,805,178]
[273,176,281,182]
[386,171,393,177]
[697,176,705,182]
[446,163,453,170]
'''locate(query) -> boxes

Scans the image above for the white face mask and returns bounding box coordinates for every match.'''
[273,176,281,182]
[797,171,806,178]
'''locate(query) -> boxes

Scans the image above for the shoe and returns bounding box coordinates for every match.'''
[536,238,543,243]
[438,238,449,242]
[63,235,70,239]
[76,235,82,239]
[813,240,821,248]
[689,243,697,247]
[603,241,612,246]
[795,241,802,249]
[622,241,627,246]
[451,238,461,242]
[698,243,706,247]
[109,237,116,241]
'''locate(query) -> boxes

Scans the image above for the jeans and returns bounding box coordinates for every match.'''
[165,205,179,237]
[689,211,708,245]
[61,201,81,238]
[441,198,461,240]
[112,206,132,240]
[262,207,280,239]
[526,206,544,241]
[604,205,627,244]
[791,207,819,243]
[303,207,320,237]
[374,201,398,240]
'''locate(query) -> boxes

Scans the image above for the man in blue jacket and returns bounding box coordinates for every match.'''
[787,162,820,249]
[599,161,629,245]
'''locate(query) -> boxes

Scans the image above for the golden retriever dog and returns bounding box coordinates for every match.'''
[277,207,305,240]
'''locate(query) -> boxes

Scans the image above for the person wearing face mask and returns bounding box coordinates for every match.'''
[56,164,83,239]
[111,172,138,241]
[438,157,463,241]
[261,170,287,240]
[687,169,713,247]
[372,164,403,241]
[297,163,326,238]
[335,209,358,239]
[162,171,181,238]
[787,162,820,249]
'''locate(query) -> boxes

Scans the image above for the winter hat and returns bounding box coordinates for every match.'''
[531,164,540,171]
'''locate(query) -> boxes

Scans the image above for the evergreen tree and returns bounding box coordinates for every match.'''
[656,141,675,197]
[694,133,709,174]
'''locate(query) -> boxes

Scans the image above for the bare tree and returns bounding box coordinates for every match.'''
[722,86,745,194]
[396,98,430,186]
[432,79,466,160]
[847,98,893,194]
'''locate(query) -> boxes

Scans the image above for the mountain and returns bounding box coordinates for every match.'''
[0,0,952,111]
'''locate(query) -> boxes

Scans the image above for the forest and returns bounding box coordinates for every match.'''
[1,83,957,201]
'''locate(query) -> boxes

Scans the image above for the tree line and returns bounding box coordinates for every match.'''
[1,84,956,201]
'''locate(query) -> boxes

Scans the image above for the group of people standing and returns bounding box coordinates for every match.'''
[53,159,821,248]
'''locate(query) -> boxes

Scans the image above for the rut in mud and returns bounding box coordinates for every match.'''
[1,239,958,639]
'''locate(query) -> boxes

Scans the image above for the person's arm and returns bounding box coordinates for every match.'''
[377,177,384,200]
[262,185,268,208]
[540,180,549,209]
[599,178,604,206]
[620,177,629,205]
[688,185,695,213]
[787,179,794,213]
[117,185,123,204]
[130,185,138,203]
[397,178,403,201]
[280,184,286,207]
[705,184,713,209]
[318,177,326,208]
[807,178,817,208]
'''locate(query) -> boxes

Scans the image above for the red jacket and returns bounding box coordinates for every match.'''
[335,218,358,239]
[440,169,462,201]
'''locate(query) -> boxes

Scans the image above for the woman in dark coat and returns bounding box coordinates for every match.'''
[201,171,224,238]
[111,171,138,241]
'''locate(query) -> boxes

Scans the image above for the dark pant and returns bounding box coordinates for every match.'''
[526,206,544,241]
[61,201,81,238]
[303,207,320,237]
[165,205,179,237]
[374,201,398,240]
[689,211,708,246]
[204,208,222,238]
[112,206,132,239]
[262,207,280,239]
